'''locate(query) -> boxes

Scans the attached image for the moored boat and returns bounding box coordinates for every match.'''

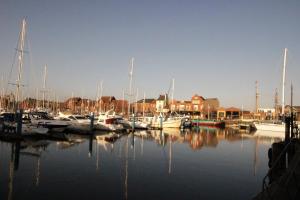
[253,121,285,132]
[0,112,49,135]
[95,111,124,132]
[146,116,182,129]
[27,112,69,133]
[191,119,225,128]
[57,113,91,132]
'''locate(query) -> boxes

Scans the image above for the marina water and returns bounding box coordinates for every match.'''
[0,128,281,200]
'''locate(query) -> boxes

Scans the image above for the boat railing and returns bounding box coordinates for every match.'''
[261,140,293,194]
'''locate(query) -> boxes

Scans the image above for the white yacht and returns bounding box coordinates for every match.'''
[57,113,91,132]
[254,121,285,132]
[27,112,69,133]
[95,110,124,132]
[117,117,150,129]
[145,115,182,129]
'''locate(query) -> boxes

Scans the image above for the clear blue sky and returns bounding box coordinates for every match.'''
[0,0,300,110]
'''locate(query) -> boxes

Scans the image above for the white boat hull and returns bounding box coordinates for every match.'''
[22,124,49,135]
[151,119,182,128]
[95,122,124,132]
[254,123,285,132]
[118,119,149,129]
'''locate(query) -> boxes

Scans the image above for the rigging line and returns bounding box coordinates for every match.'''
[5,31,21,95]
[26,30,35,96]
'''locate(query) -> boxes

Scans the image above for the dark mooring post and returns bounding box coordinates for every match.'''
[285,116,291,145]
[290,84,294,139]
[131,131,135,148]
[90,112,94,133]
[89,135,93,157]
[14,141,21,170]
[131,113,135,132]
[16,109,23,135]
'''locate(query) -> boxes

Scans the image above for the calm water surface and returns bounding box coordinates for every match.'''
[0,128,281,200]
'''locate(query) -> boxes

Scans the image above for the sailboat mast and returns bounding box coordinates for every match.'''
[99,81,103,113]
[96,83,100,112]
[0,75,3,109]
[135,88,138,114]
[122,89,125,114]
[128,57,134,116]
[171,78,175,112]
[16,18,27,109]
[143,92,145,118]
[71,92,74,112]
[42,65,47,109]
[255,81,259,114]
[281,48,287,116]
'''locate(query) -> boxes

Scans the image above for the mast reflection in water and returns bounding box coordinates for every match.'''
[0,128,282,200]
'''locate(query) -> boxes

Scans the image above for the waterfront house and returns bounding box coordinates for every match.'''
[114,99,128,115]
[132,98,156,115]
[98,96,116,112]
[202,98,220,119]
[285,105,300,121]
[156,94,167,113]
[65,97,81,112]
[225,107,240,119]
[191,94,205,114]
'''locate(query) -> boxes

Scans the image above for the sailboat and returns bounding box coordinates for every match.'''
[117,57,150,129]
[254,48,288,135]
[4,18,49,135]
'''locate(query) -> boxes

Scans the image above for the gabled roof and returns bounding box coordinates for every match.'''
[192,94,205,100]
[205,98,218,101]
[217,107,226,111]
[157,95,166,101]
[101,96,116,103]
[136,98,156,103]
[225,107,240,112]
[65,97,82,103]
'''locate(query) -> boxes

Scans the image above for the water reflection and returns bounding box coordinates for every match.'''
[0,128,283,200]
[131,128,282,152]
[4,139,48,200]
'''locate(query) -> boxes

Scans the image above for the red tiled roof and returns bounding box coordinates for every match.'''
[226,107,240,112]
